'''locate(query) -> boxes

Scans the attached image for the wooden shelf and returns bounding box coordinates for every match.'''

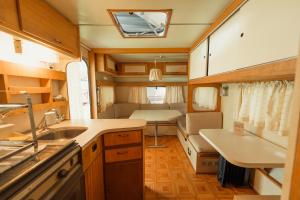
[7,86,51,94]
[189,58,296,85]
[0,60,66,80]
[6,101,68,116]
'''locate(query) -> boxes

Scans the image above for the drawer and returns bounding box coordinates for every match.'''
[82,138,101,171]
[105,146,142,163]
[104,131,142,147]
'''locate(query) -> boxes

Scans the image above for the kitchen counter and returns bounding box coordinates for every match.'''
[49,119,147,147]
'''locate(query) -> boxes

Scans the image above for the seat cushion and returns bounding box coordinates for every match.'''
[114,103,140,118]
[186,112,223,135]
[140,103,169,110]
[189,135,216,153]
[169,103,187,115]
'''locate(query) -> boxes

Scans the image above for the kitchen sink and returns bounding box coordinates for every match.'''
[38,127,87,140]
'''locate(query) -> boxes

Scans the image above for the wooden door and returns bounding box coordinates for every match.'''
[0,0,19,31]
[17,0,79,57]
[105,160,143,200]
[84,155,104,200]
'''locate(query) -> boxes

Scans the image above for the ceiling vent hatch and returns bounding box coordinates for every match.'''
[108,10,172,38]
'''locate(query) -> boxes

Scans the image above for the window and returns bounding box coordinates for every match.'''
[147,87,166,104]
[108,10,172,38]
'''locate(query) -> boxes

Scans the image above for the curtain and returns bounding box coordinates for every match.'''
[99,86,115,112]
[193,87,218,110]
[235,81,294,136]
[164,86,184,104]
[128,87,148,104]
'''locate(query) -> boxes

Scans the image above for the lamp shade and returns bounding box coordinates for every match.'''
[149,68,162,81]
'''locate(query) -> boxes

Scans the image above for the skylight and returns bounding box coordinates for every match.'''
[108,10,172,38]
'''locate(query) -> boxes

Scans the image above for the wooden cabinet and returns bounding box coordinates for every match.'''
[102,130,144,200]
[208,0,300,75]
[85,155,104,200]
[189,39,208,79]
[17,0,80,57]
[0,0,19,31]
[96,54,117,74]
[118,63,148,75]
[83,137,104,200]
[105,161,143,200]
[164,62,187,75]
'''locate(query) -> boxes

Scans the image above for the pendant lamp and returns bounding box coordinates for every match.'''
[149,59,162,81]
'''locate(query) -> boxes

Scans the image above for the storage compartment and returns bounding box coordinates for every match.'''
[17,0,79,57]
[104,131,142,147]
[189,39,208,79]
[105,146,142,163]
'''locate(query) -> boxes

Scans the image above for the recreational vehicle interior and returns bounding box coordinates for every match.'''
[0,0,299,199]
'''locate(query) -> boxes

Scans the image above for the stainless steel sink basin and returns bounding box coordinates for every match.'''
[38,127,87,140]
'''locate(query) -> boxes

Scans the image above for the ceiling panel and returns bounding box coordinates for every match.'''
[80,25,209,48]
[46,0,231,48]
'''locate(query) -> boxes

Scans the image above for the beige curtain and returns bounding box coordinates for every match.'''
[99,86,115,112]
[236,81,294,136]
[193,87,218,110]
[128,87,148,104]
[164,86,184,104]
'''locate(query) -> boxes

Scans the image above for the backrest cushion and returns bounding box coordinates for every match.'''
[140,103,170,110]
[114,103,140,118]
[97,105,115,119]
[186,112,223,135]
[169,103,187,114]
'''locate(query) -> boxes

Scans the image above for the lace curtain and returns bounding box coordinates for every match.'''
[193,87,218,110]
[128,87,148,104]
[99,86,115,112]
[235,81,294,136]
[164,86,184,104]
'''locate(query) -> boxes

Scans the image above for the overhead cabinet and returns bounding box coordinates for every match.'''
[189,39,208,79]
[208,0,300,75]
[17,0,80,57]
[0,0,19,32]
[96,54,117,74]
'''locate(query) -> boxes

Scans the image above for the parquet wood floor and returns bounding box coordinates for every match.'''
[144,136,256,200]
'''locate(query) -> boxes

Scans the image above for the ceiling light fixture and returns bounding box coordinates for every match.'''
[149,56,163,81]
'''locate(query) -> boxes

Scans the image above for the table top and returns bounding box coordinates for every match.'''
[200,129,287,168]
[129,110,182,122]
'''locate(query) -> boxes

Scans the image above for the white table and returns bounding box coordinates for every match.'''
[200,129,286,168]
[130,110,182,148]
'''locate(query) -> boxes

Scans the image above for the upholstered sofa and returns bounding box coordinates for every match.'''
[177,112,223,173]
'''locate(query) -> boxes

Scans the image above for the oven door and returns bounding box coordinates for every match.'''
[42,164,85,200]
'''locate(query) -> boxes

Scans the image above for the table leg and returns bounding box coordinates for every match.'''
[148,122,166,148]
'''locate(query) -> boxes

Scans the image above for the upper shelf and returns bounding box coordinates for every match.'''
[189,55,296,85]
[0,60,66,80]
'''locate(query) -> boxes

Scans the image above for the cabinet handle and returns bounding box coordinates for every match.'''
[57,169,69,179]
[118,134,129,137]
[54,38,62,44]
[117,151,128,155]
[187,148,191,156]
[209,53,212,56]
[92,143,97,152]
[203,56,206,59]
[240,32,244,38]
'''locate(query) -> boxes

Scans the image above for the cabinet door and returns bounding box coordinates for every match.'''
[209,0,300,75]
[17,0,79,57]
[105,161,143,200]
[85,156,104,200]
[0,0,19,31]
[189,39,208,79]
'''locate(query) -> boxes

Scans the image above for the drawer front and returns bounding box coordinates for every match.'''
[105,146,142,163]
[82,138,101,171]
[104,131,142,147]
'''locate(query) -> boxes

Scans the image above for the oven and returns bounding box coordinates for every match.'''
[10,145,85,200]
